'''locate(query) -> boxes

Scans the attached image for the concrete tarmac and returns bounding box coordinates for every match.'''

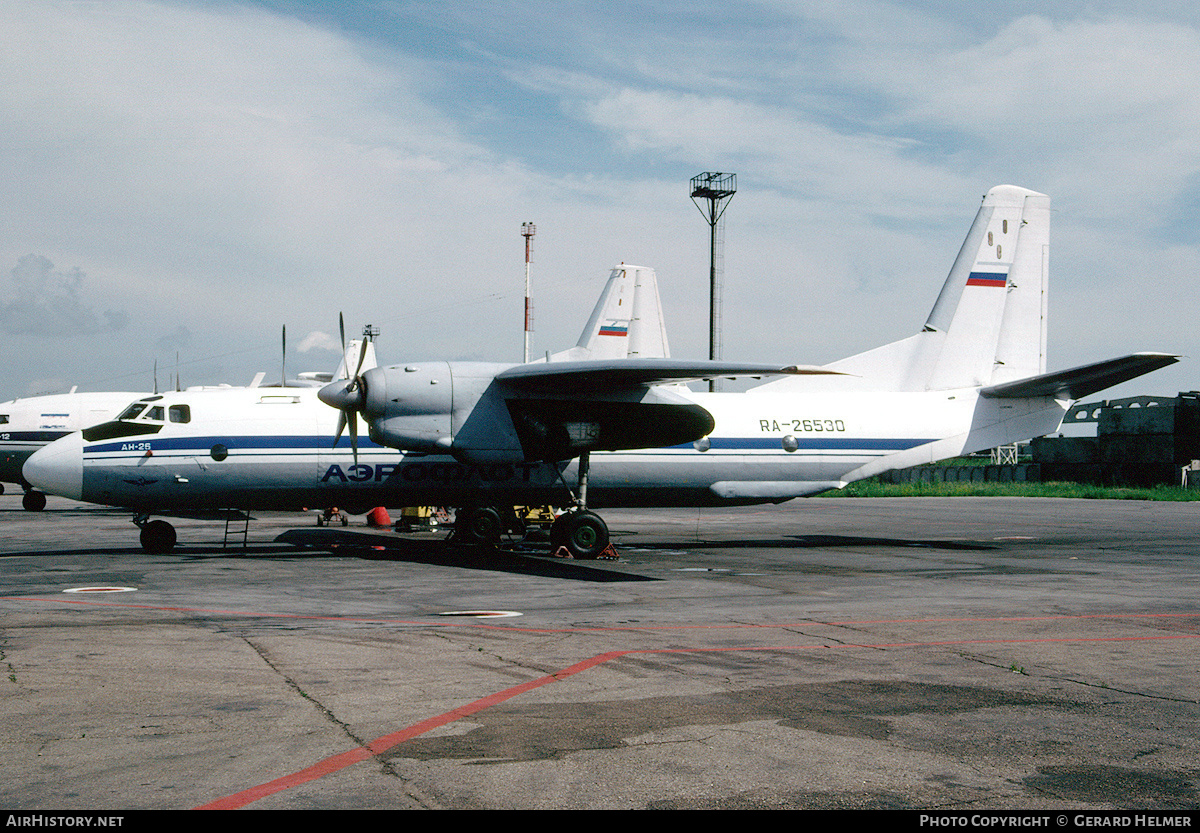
[1,494,1198,810]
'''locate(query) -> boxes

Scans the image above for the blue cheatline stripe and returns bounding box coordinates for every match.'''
[84,434,388,455]
[678,437,931,451]
[0,431,71,443]
[84,436,931,456]
[83,433,933,458]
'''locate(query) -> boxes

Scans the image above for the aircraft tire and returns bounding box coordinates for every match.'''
[457,506,502,546]
[140,520,177,554]
[22,490,46,512]
[559,511,609,559]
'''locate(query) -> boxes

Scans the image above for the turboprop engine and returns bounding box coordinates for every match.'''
[318,360,717,465]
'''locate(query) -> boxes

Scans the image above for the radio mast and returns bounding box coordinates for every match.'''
[690,172,736,391]
[522,221,536,363]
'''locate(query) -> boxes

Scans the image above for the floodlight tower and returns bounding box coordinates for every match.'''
[522,221,536,363]
[690,172,736,391]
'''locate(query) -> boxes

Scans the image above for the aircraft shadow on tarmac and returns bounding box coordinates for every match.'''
[268,528,659,582]
[2,532,656,582]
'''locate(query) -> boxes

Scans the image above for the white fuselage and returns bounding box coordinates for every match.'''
[23,383,1068,514]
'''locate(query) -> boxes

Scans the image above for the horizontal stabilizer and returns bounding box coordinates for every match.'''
[496,359,837,393]
[980,353,1179,401]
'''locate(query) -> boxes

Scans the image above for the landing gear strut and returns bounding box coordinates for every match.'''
[447,452,612,559]
[550,451,611,559]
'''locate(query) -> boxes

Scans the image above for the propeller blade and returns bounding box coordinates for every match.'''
[333,410,346,448]
[351,337,369,387]
[281,324,287,387]
[323,313,366,462]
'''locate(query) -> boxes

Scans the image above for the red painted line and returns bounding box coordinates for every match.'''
[193,632,1200,809]
[195,650,630,810]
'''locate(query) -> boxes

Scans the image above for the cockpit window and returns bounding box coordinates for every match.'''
[144,406,165,421]
[168,404,191,424]
[81,420,162,442]
[0,415,8,424]
[117,403,147,420]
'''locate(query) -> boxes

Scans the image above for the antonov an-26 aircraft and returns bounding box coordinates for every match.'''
[22,264,703,553]
[25,186,1177,557]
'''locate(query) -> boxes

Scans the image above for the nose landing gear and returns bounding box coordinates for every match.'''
[134,516,177,554]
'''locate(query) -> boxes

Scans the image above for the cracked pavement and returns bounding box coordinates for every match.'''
[1,496,1198,809]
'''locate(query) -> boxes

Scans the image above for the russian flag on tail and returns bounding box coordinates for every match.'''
[966,271,1007,288]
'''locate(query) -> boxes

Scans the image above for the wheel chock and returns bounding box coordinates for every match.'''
[551,543,620,561]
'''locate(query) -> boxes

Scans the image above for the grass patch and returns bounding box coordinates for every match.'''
[820,481,1200,501]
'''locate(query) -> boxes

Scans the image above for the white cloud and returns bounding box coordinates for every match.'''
[297,330,341,354]
[0,254,128,337]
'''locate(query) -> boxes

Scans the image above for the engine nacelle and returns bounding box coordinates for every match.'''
[361,362,526,462]
[353,361,715,465]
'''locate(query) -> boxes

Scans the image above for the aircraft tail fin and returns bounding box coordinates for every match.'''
[335,339,377,380]
[546,264,670,362]
[821,185,1051,391]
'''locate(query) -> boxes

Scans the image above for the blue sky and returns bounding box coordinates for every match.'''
[1,0,1197,401]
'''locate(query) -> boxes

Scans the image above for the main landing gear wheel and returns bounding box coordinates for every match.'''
[455,506,504,546]
[22,490,46,512]
[139,520,177,554]
[551,510,609,559]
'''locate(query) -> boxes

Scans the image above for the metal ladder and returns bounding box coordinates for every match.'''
[221,510,250,550]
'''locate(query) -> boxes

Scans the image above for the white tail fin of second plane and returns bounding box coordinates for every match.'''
[335,339,378,380]
[547,264,671,363]
[766,185,1051,393]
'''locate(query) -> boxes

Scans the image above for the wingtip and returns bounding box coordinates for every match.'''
[782,364,847,376]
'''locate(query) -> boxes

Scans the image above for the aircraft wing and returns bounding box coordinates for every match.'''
[495,359,837,393]
[482,360,837,460]
[979,353,1179,401]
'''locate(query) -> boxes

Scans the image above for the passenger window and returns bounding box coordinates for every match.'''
[0,415,8,424]
[169,405,191,424]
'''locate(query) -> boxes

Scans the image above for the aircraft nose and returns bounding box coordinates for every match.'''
[23,432,84,501]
